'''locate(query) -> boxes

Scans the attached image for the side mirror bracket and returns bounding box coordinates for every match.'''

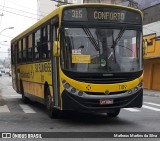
[53,41,60,57]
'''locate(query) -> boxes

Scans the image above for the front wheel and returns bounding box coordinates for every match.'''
[107,109,120,117]
[45,87,59,118]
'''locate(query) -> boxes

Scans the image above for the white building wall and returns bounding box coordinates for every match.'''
[143,21,160,36]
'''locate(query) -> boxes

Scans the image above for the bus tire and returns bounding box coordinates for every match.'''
[107,109,120,117]
[45,87,57,118]
[20,82,29,104]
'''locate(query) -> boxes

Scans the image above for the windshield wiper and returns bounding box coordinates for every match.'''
[111,27,126,49]
[83,27,100,51]
[111,27,126,63]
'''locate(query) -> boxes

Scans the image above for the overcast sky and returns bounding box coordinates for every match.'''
[0,0,37,60]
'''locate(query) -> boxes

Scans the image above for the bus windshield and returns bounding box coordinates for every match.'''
[61,27,142,73]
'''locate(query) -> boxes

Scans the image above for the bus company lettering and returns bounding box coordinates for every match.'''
[35,63,51,72]
[20,72,30,78]
[94,11,125,21]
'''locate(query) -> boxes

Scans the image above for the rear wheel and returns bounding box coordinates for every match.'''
[20,82,29,104]
[107,109,120,117]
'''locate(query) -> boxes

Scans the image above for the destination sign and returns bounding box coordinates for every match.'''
[63,7,142,24]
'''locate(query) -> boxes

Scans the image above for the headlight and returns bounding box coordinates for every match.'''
[64,83,70,89]
[138,81,143,88]
[71,88,76,93]
[128,90,132,94]
[62,79,84,97]
[134,87,139,92]
[78,91,83,96]
[127,82,142,95]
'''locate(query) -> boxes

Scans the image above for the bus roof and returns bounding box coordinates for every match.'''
[11,3,142,43]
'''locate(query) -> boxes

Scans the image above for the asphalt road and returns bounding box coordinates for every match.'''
[0,74,160,141]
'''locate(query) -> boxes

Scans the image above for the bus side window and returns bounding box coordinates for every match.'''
[11,44,15,65]
[27,34,33,62]
[22,38,27,63]
[41,25,51,59]
[34,29,41,61]
[18,40,22,63]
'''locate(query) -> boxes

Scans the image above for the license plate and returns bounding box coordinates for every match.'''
[100,99,113,105]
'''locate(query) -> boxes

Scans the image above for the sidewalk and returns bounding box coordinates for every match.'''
[143,89,160,97]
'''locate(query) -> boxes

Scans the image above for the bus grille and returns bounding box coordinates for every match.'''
[85,91,127,95]
[75,77,136,84]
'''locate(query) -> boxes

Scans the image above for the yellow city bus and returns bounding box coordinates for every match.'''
[11,4,143,118]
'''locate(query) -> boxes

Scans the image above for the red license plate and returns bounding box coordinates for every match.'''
[100,99,113,105]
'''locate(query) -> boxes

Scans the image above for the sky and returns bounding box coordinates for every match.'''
[0,0,38,60]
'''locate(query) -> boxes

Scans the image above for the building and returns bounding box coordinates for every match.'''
[143,4,160,36]
[142,3,160,91]
[143,33,160,90]
[140,0,160,10]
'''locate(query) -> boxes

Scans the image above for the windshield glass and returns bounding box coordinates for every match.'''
[61,27,142,73]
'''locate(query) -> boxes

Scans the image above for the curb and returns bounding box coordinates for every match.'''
[143,90,160,97]
[144,93,160,97]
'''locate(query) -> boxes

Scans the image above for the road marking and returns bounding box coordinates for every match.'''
[144,102,160,107]
[19,104,36,113]
[142,105,160,111]
[123,108,140,112]
[0,105,10,113]
[9,95,21,97]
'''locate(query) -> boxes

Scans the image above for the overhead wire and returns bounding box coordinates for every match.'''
[0,43,10,46]
[6,0,49,15]
[0,0,6,28]
[0,8,40,20]
[0,52,9,53]
[0,34,13,38]
[0,5,45,18]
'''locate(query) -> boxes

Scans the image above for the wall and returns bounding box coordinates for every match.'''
[143,33,160,90]
[143,33,160,58]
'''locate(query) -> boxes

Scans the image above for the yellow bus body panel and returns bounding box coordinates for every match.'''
[60,69,143,94]
[18,61,52,99]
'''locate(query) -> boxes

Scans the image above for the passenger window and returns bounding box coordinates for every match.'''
[22,38,27,62]
[34,30,41,60]
[28,34,33,62]
[41,24,51,60]
[18,40,22,63]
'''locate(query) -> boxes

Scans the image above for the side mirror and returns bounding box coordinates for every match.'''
[53,41,60,57]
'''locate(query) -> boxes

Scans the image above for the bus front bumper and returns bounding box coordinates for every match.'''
[61,89,143,112]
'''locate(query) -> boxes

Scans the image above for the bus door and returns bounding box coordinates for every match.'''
[12,43,19,92]
[51,17,60,109]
